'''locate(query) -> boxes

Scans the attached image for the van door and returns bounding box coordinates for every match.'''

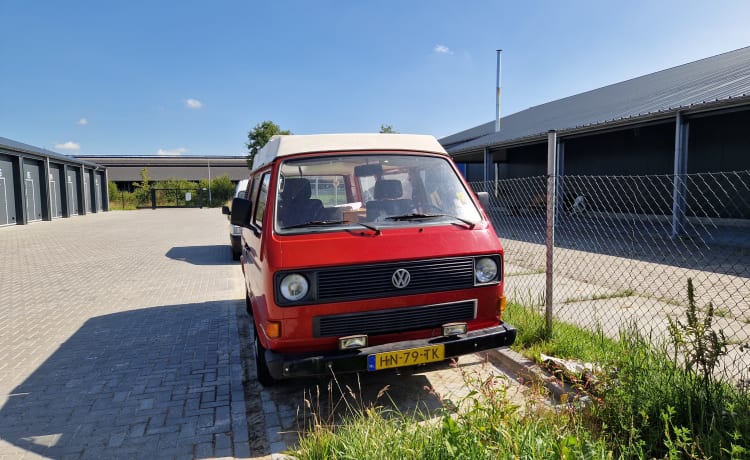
[243,171,271,299]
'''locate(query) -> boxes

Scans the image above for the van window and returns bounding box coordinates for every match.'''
[276,154,481,232]
[305,176,348,206]
[254,173,271,227]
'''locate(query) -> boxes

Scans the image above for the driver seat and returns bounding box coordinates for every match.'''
[278,178,323,227]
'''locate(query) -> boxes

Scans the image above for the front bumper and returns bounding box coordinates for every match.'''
[264,323,517,380]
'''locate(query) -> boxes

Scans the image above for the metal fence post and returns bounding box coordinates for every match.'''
[672,111,689,238]
[545,130,557,335]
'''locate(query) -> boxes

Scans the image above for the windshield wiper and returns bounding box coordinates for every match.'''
[385,213,477,229]
[282,220,347,230]
[282,220,383,234]
[353,221,381,235]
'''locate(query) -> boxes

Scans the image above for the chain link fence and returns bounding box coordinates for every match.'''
[473,170,750,383]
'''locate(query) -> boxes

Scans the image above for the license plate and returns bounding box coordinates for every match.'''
[367,344,445,371]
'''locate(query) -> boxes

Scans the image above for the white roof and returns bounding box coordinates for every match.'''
[252,133,447,169]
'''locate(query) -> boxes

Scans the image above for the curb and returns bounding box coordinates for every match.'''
[487,348,570,403]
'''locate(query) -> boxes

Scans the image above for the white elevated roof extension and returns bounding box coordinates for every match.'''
[252,133,448,169]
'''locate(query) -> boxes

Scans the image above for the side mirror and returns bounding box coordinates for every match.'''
[221,205,231,215]
[477,192,490,211]
[230,197,253,227]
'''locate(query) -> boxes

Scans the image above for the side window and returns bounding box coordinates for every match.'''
[253,172,271,227]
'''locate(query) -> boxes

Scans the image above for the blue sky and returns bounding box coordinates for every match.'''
[2,1,750,157]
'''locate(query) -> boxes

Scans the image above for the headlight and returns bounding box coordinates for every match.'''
[279,273,309,301]
[475,257,498,283]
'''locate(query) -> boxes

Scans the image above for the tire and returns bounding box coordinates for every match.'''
[253,325,277,386]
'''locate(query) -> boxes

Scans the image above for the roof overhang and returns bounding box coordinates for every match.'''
[448,96,750,160]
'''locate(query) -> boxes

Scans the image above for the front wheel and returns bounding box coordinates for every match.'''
[253,325,277,386]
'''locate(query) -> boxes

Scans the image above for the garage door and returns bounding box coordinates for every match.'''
[0,154,17,226]
[83,169,93,213]
[94,171,104,211]
[49,163,64,218]
[23,159,44,222]
[67,168,80,215]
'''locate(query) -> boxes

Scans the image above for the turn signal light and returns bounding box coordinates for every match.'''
[497,296,507,321]
[265,321,281,338]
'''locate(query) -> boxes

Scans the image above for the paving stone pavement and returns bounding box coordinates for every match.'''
[0,209,249,459]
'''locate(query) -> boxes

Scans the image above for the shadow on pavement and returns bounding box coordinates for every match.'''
[0,300,245,459]
[166,245,235,266]
[493,214,750,279]
[235,307,447,456]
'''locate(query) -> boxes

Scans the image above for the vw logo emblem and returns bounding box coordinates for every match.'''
[392,269,411,288]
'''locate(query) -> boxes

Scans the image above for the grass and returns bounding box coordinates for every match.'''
[562,288,636,304]
[294,363,612,460]
[505,268,546,276]
[292,281,750,459]
[505,291,750,459]
[712,306,731,318]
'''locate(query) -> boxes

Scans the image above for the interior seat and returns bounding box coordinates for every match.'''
[366,179,412,221]
[277,178,323,227]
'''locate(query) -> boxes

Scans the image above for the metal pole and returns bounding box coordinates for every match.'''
[80,165,87,215]
[207,159,212,206]
[43,156,53,221]
[495,49,503,132]
[104,168,110,211]
[483,147,493,183]
[556,140,565,220]
[672,112,689,238]
[545,130,557,336]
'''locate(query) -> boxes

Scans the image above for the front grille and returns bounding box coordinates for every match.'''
[314,300,476,337]
[316,257,476,302]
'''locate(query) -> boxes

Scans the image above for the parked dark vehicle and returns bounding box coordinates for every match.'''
[222,179,249,260]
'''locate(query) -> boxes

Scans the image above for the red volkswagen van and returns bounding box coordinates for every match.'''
[229,134,515,385]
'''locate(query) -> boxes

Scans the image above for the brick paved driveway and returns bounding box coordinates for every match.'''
[0,209,248,459]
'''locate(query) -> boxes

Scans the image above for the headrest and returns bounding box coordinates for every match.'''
[374,180,402,200]
[281,178,311,201]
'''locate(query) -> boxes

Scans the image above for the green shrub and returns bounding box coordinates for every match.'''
[505,280,750,459]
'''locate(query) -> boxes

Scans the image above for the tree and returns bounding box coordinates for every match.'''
[132,168,151,205]
[208,175,234,205]
[107,180,119,202]
[380,124,398,133]
[246,121,291,168]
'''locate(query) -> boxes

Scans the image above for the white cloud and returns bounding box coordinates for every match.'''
[434,44,453,55]
[156,147,188,156]
[55,141,81,151]
[185,98,203,109]
[77,118,88,126]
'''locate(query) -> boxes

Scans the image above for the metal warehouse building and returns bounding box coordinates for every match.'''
[441,46,750,220]
[74,155,249,192]
[0,137,108,227]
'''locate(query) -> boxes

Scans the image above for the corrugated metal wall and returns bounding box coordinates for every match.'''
[0,139,107,227]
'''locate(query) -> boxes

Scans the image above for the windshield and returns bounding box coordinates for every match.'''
[275,153,481,232]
